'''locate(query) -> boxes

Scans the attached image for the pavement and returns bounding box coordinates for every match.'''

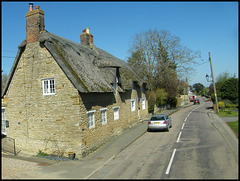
[1,100,238,179]
[207,109,238,161]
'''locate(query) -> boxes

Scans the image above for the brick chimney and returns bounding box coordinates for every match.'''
[25,3,45,44]
[80,27,94,48]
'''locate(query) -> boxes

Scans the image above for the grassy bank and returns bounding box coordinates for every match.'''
[226,121,238,138]
[217,108,238,117]
[217,108,238,137]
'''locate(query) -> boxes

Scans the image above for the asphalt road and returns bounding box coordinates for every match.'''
[88,98,238,179]
[4,97,238,179]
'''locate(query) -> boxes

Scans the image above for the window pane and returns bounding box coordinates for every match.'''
[88,112,94,128]
[101,110,107,124]
[50,79,55,93]
[142,99,146,110]
[114,108,119,120]
[44,80,49,94]
[131,100,136,111]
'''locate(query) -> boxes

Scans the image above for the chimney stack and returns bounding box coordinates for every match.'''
[80,27,94,48]
[25,3,45,44]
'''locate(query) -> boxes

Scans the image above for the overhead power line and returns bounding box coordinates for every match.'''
[2,56,15,58]
[2,50,17,53]
[194,61,208,67]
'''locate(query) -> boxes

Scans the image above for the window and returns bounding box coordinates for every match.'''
[87,110,96,129]
[142,98,146,110]
[42,79,55,95]
[131,99,136,112]
[100,108,107,125]
[113,106,120,120]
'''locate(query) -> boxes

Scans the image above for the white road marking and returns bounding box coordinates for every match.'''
[176,132,182,143]
[181,123,185,130]
[165,102,206,175]
[165,149,177,174]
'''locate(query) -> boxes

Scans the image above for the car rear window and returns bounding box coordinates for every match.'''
[150,116,165,120]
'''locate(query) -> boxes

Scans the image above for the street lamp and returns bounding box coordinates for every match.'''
[205,74,213,82]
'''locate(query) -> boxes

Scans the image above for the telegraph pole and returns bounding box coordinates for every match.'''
[209,52,219,113]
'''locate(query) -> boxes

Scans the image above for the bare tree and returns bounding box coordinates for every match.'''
[127,29,201,95]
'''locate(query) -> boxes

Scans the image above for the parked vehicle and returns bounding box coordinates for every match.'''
[194,99,200,104]
[190,96,197,102]
[148,114,172,132]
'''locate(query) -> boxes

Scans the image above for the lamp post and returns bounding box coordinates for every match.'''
[208,52,219,113]
[205,74,212,82]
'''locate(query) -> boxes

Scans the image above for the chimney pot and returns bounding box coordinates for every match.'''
[35,5,40,10]
[83,29,86,33]
[29,3,34,11]
[86,27,90,34]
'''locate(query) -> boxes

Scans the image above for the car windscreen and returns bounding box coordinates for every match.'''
[150,116,165,121]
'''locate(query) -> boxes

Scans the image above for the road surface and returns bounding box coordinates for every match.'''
[88,98,238,179]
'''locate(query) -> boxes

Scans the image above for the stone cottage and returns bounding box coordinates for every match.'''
[1,3,149,158]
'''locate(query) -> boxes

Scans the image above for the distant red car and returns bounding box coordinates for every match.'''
[194,99,200,104]
[190,96,196,102]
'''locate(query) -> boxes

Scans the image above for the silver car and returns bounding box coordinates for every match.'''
[147,114,172,131]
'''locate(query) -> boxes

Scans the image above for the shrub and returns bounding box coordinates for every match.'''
[148,91,156,113]
[220,77,238,103]
[38,150,48,156]
[211,93,215,104]
[218,102,225,109]
[168,97,177,108]
[155,88,168,107]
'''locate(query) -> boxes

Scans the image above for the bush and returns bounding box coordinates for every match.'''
[218,102,225,109]
[38,150,48,156]
[155,88,168,107]
[220,78,238,103]
[211,93,216,104]
[148,91,156,113]
[168,97,177,108]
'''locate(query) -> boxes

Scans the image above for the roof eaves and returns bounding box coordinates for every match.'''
[1,40,27,98]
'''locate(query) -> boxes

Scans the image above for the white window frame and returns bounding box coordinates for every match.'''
[100,108,107,125]
[113,106,120,120]
[42,78,55,95]
[87,110,96,129]
[142,98,146,110]
[131,99,136,112]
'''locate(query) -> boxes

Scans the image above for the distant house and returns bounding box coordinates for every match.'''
[1,4,149,158]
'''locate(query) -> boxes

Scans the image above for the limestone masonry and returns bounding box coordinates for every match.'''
[2,3,149,158]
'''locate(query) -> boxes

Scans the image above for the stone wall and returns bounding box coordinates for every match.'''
[4,42,82,156]
[3,42,149,158]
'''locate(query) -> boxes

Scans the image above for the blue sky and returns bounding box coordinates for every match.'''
[1,1,238,87]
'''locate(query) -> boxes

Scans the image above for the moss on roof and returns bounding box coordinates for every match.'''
[2,31,146,98]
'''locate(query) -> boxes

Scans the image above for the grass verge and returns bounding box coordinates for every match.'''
[226,121,238,138]
[218,108,238,117]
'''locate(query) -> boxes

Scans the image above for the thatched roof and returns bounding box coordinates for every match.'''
[2,31,147,97]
